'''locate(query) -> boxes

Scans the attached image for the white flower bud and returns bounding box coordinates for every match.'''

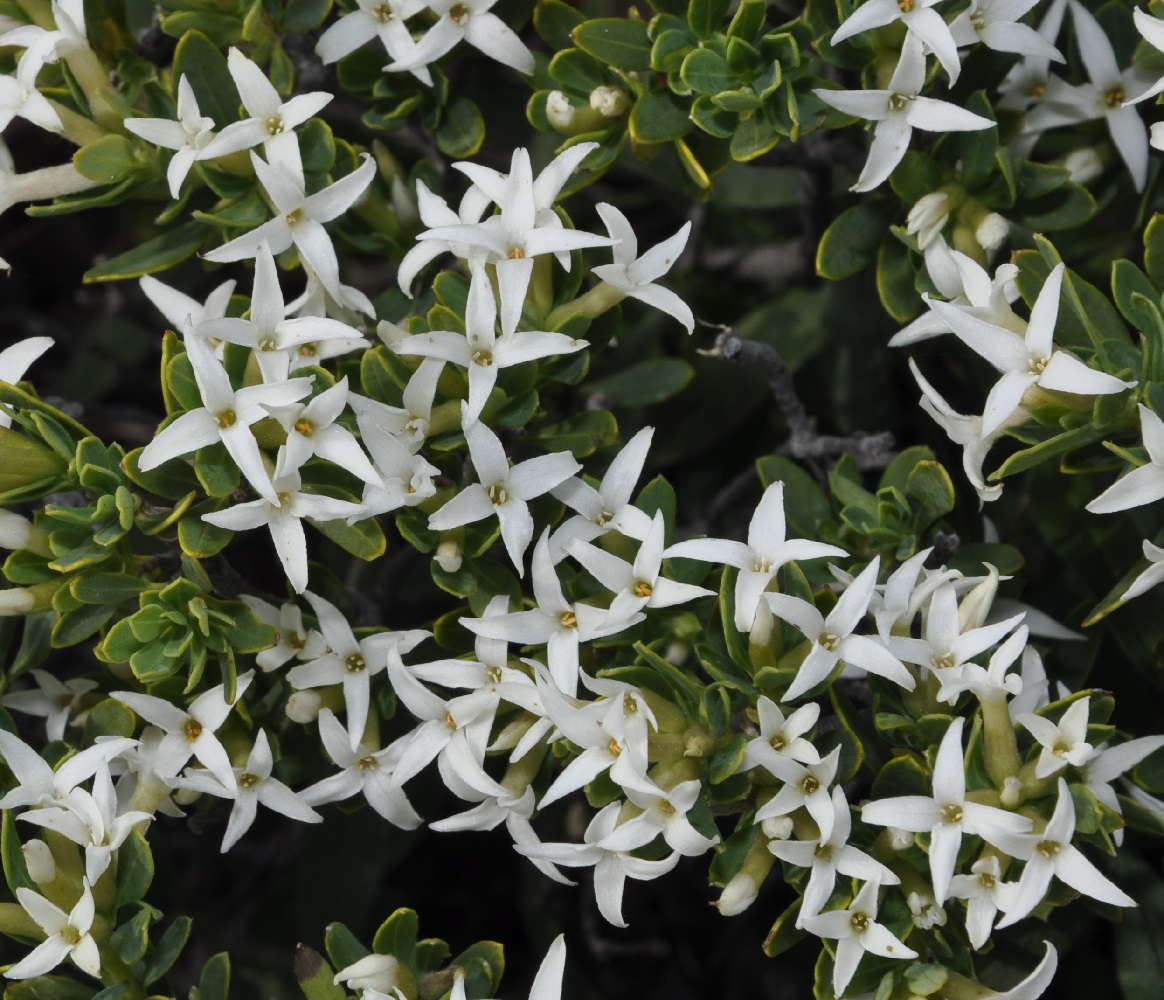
[0,587,34,616]
[0,509,33,549]
[286,690,322,724]
[546,91,577,131]
[958,563,1000,632]
[21,840,55,885]
[975,212,1010,253]
[886,826,914,851]
[435,538,463,573]
[334,954,404,993]
[172,786,202,806]
[905,192,950,250]
[1000,775,1023,808]
[760,815,794,840]
[907,890,947,929]
[589,85,631,118]
[748,597,774,647]
[1062,146,1105,185]
[715,873,757,916]
[390,176,419,228]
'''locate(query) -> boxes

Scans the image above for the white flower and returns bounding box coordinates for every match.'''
[0,730,136,810]
[754,747,841,840]
[1087,404,1164,514]
[199,49,332,182]
[996,778,1136,927]
[766,558,915,702]
[0,336,53,427]
[1120,539,1164,601]
[264,377,378,486]
[178,730,321,851]
[516,801,680,928]
[741,697,821,772]
[198,243,367,385]
[349,357,443,453]
[926,263,1134,437]
[140,275,235,342]
[801,878,918,996]
[595,778,719,857]
[393,262,586,423]
[315,0,428,76]
[769,786,900,923]
[386,0,535,78]
[427,407,580,575]
[861,718,1032,904]
[0,669,97,740]
[664,480,845,633]
[591,204,693,332]
[949,0,1064,62]
[947,855,1016,948]
[1080,735,1164,845]
[138,332,312,504]
[904,192,951,251]
[202,152,377,303]
[334,954,408,997]
[112,673,253,793]
[123,75,217,198]
[1016,697,1097,779]
[240,595,326,672]
[813,36,992,192]
[286,590,427,751]
[935,623,1028,704]
[831,0,961,82]
[5,880,100,980]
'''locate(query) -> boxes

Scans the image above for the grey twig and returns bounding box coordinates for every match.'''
[703,327,896,476]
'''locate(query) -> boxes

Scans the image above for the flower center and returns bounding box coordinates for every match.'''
[184,719,203,742]
[623,693,638,713]
[560,610,577,629]
[61,926,82,946]
[931,653,954,670]
[633,581,653,598]
[289,633,305,650]
[372,2,392,20]
[979,871,996,889]
[357,755,377,770]
[487,484,508,505]
[265,115,285,135]
[239,772,260,789]
[346,653,366,672]
[1037,838,1061,858]
[258,337,277,351]
[285,208,305,227]
[850,911,869,932]
[889,93,910,111]
[814,843,833,861]
[294,417,315,437]
[897,0,913,9]
[801,775,819,795]
[608,739,622,756]
[472,350,493,367]
[820,633,840,652]
[659,800,675,815]
[298,342,317,357]
[507,246,525,259]
[215,408,237,429]
[769,734,786,751]
[450,2,470,22]
[1028,356,1049,375]
[1105,86,1125,108]
[1029,82,1046,97]
[487,665,503,683]
[445,711,456,729]
[940,803,963,824]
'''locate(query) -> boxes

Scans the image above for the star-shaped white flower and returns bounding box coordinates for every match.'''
[137,331,312,504]
[427,406,581,575]
[832,0,961,82]
[861,718,1033,903]
[1016,697,1098,779]
[801,878,918,996]
[591,204,693,333]
[1120,538,1164,601]
[1087,404,1164,514]
[814,36,992,191]
[386,0,535,78]
[0,668,97,741]
[664,480,845,633]
[927,263,1135,437]
[123,75,218,198]
[5,880,101,980]
[315,0,428,79]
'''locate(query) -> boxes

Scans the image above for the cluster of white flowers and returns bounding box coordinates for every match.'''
[315,0,536,84]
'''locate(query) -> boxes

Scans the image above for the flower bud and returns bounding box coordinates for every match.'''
[886,826,914,851]
[975,212,1010,253]
[590,85,631,118]
[0,587,35,616]
[1060,146,1105,185]
[173,786,202,806]
[715,873,757,916]
[286,690,322,724]
[22,840,55,885]
[334,953,406,994]
[907,891,947,929]
[435,537,463,574]
[0,509,33,549]
[958,563,1000,632]
[905,191,951,250]
[761,815,794,840]
[546,91,577,131]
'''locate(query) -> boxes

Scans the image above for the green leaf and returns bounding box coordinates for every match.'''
[1112,258,1161,332]
[1145,213,1164,290]
[633,640,702,713]
[312,509,387,561]
[1,810,35,894]
[450,941,506,996]
[681,47,735,94]
[436,97,486,159]
[629,90,694,143]
[83,220,206,284]
[1116,859,1164,1000]
[143,915,193,986]
[729,103,782,161]
[173,30,239,126]
[589,358,694,406]
[112,906,152,964]
[324,921,370,972]
[534,409,618,457]
[816,199,896,280]
[283,0,331,32]
[535,0,585,48]
[371,908,418,965]
[904,460,954,530]
[572,18,653,71]
[688,0,730,37]
[74,135,137,184]
[70,572,149,605]
[294,945,348,1000]
[876,233,920,323]
[178,504,234,559]
[82,698,137,743]
[4,977,97,1000]
[763,898,806,957]
[991,423,1108,479]
[198,952,231,1000]
[708,731,747,782]
[636,475,677,542]
[114,829,155,909]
